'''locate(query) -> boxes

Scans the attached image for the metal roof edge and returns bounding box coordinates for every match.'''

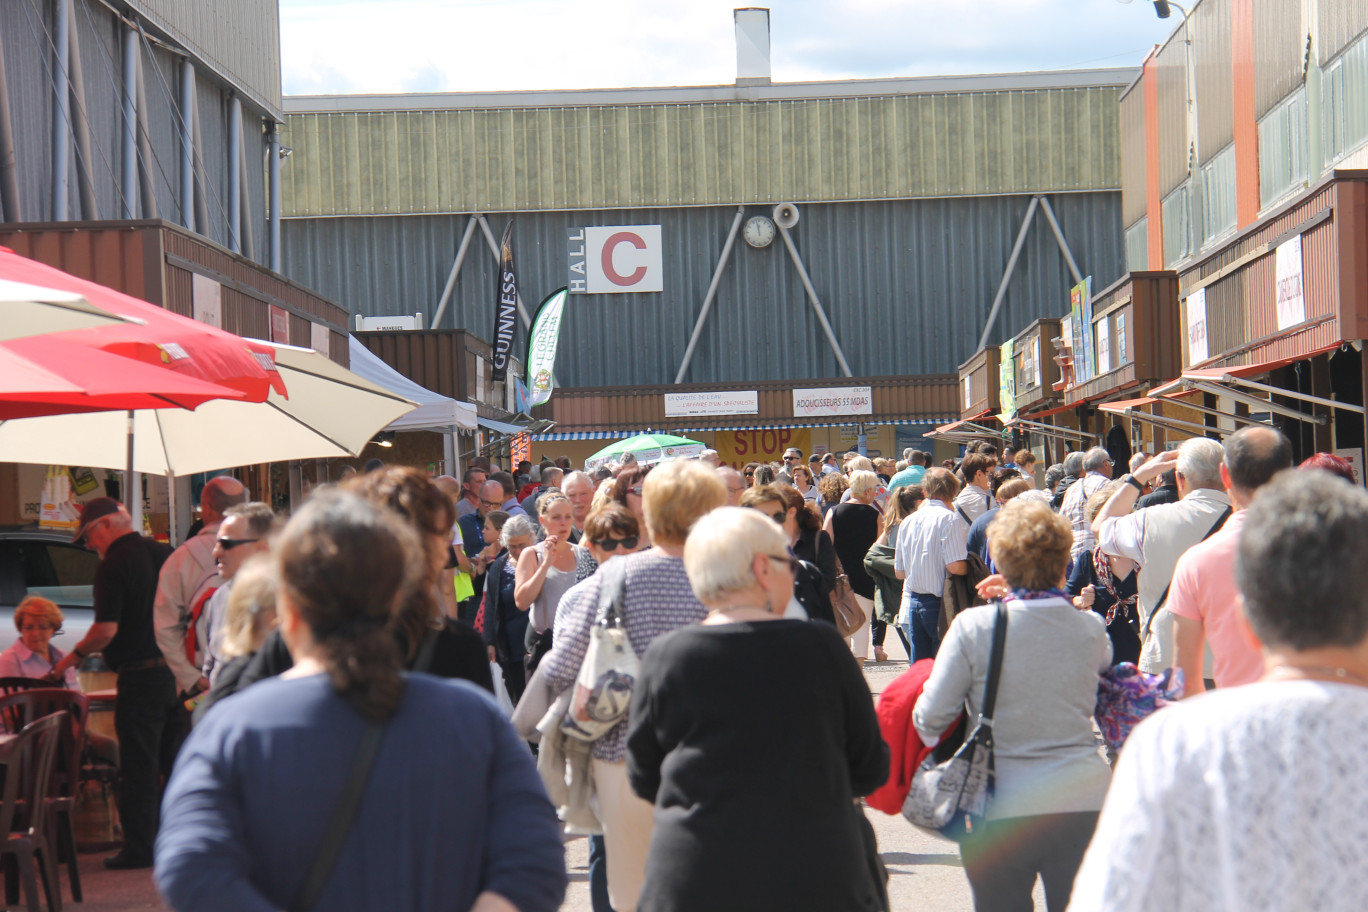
[283,67,1138,114]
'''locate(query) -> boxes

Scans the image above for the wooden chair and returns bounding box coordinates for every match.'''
[0,713,64,912]
[0,679,51,703]
[0,690,89,903]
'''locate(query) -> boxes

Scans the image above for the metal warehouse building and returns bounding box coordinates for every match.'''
[277,18,1134,459]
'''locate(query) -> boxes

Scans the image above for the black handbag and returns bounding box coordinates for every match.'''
[902,602,1008,841]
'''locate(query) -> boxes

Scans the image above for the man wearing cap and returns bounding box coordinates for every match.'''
[50,498,175,870]
[153,476,248,702]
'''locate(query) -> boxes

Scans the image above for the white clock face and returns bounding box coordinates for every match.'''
[743,216,776,248]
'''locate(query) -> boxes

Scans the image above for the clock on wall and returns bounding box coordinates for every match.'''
[743,215,776,248]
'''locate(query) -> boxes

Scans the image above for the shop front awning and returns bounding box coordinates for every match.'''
[1150,347,1361,427]
[1002,417,1095,443]
[477,415,531,436]
[532,418,956,441]
[1098,395,1274,439]
[347,337,477,432]
[926,411,1005,443]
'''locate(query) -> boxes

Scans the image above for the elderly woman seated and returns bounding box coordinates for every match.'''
[627,506,888,912]
[0,595,79,686]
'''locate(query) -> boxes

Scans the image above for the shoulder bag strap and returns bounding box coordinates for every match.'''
[596,558,630,627]
[1141,506,1233,641]
[956,506,972,526]
[290,722,386,912]
[979,603,1009,723]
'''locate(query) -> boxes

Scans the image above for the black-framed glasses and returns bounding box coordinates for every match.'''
[593,536,640,552]
[216,537,260,551]
[767,553,800,573]
[480,499,503,510]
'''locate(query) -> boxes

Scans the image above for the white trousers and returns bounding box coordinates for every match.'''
[592,758,655,912]
[849,593,874,658]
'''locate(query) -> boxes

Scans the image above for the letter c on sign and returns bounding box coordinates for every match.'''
[602,232,647,286]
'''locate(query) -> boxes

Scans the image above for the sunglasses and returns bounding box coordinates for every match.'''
[743,472,755,478]
[783,456,799,461]
[216,537,260,551]
[593,536,640,552]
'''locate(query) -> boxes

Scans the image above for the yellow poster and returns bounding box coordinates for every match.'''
[714,429,812,471]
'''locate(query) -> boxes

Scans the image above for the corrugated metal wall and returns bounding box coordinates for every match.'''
[1319,0,1368,65]
[1120,84,1148,227]
[0,0,270,259]
[1156,26,1190,196]
[280,86,1124,217]
[1254,0,1305,117]
[127,0,282,116]
[1194,0,1235,163]
[282,192,1125,387]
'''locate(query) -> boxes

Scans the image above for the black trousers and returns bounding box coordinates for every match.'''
[113,666,186,861]
[959,811,1099,912]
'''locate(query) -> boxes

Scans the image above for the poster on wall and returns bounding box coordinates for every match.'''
[997,338,1017,423]
[1115,313,1127,366]
[1097,314,1112,375]
[664,391,758,417]
[792,387,873,418]
[1275,234,1306,331]
[714,428,812,471]
[1186,288,1209,365]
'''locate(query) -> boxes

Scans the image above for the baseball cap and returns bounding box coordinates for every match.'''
[72,497,124,543]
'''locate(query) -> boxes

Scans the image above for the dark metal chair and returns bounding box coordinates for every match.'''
[0,713,64,912]
[0,690,90,903]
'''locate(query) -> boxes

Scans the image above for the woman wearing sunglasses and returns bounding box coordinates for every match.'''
[611,466,653,548]
[739,485,836,626]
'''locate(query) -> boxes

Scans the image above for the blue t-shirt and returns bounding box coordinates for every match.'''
[887,465,926,491]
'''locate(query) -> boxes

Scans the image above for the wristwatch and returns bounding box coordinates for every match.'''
[1121,473,1145,493]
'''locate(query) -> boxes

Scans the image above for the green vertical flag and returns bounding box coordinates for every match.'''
[526,287,568,408]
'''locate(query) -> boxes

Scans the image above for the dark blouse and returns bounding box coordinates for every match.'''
[627,620,888,912]
[828,503,880,599]
[1066,550,1142,666]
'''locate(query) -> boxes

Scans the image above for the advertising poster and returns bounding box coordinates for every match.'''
[714,428,812,471]
[525,288,568,408]
[491,222,518,383]
[1069,282,1087,384]
[1275,234,1305,331]
[1186,288,1209,365]
[997,338,1017,423]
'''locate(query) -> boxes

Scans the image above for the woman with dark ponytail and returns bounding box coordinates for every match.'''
[155,490,567,912]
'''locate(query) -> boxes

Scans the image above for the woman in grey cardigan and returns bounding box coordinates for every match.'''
[913,498,1111,912]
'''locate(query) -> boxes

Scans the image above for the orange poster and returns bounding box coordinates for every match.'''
[714,428,812,471]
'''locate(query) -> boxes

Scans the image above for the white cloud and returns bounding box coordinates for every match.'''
[279,0,1178,96]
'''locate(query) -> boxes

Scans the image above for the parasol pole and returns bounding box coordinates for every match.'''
[123,410,136,514]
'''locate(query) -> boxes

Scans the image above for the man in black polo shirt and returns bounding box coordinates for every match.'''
[51,497,178,870]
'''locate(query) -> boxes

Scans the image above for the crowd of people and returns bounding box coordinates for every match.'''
[25,431,1366,912]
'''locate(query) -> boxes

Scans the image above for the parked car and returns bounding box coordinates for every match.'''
[0,526,100,655]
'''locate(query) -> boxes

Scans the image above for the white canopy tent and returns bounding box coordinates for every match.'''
[348,336,478,432]
[348,336,477,476]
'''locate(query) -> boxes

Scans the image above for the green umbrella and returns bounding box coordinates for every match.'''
[585,433,707,471]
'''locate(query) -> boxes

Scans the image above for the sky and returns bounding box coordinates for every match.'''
[278,0,1181,97]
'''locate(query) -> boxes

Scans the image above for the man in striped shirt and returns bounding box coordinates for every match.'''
[895,468,969,662]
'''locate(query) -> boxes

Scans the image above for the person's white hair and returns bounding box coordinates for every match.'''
[1177,437,1225,489]
[846,456,874,473]
[1013,489,1054,508]
[684,507,789,605]
[500,514,536,547]
[848,469,880,498]
[1129,452,1149,473]
[1083,447,1112,473]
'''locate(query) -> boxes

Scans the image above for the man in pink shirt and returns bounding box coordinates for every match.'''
[1170,425,1292,695]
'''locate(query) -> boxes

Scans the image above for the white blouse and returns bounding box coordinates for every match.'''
[1069,680,1368,912]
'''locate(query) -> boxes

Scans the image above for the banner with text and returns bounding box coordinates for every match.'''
[714,428,812,471]
[664,390,758,418]
[526,287,568,408]
[1275,234,1305,331]
[491,222,518,383]
[1186,288,1208,366]
[792,386,873,418]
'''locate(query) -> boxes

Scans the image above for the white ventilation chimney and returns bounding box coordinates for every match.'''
[734,8,771,86]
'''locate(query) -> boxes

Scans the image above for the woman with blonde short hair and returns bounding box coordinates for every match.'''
[540,460,726,912]
[0,595,77,686]
[914,499,1111,911]
[626,507,888,911]
[823,470,882,664]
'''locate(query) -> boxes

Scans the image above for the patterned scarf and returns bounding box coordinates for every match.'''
[1008,587,1070,602]
[1092,547,1138,626]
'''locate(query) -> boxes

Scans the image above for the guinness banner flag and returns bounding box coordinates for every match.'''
[526,287,569,408]
[491,222,518,382]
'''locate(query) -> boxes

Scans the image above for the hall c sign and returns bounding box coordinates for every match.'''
[568,225,663,294]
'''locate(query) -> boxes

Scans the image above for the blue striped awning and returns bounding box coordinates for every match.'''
[533,419,954,441]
